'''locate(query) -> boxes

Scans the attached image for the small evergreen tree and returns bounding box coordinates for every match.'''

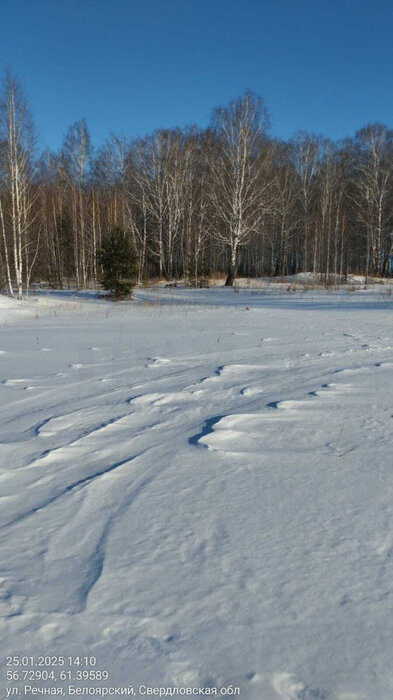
[98,228,137,299]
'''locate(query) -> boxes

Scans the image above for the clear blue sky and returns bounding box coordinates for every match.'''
[1,0,393,151]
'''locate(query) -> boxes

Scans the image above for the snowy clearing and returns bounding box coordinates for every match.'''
[1,287,393,699]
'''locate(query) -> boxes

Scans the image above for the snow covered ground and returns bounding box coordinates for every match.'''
[1,287,393,699]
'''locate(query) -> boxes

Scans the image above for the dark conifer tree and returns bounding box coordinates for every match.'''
[98,228,137,299]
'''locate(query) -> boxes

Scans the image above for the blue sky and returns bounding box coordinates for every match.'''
[1,0,393,151]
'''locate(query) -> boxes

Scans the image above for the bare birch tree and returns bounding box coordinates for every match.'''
[207,91,271,285]
[60,119,92,287]
[351,124,393,276]
[291,131,320,272]
[0,71,38,298]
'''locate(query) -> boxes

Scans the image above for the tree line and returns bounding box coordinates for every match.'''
[1,71,393,298]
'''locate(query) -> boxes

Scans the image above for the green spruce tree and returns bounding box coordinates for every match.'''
[98,228,137,299]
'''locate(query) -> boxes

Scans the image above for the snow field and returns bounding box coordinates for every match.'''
[0,288,393,698]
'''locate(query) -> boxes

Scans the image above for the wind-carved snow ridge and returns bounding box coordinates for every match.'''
[192,374,366,455]
[75,468,156,612]
[147,356,171,368]
[188,415,225,447]
[0,450,147,530]
[77,517,112,611]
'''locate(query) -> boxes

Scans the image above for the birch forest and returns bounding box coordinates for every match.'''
[1,72,393,296]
